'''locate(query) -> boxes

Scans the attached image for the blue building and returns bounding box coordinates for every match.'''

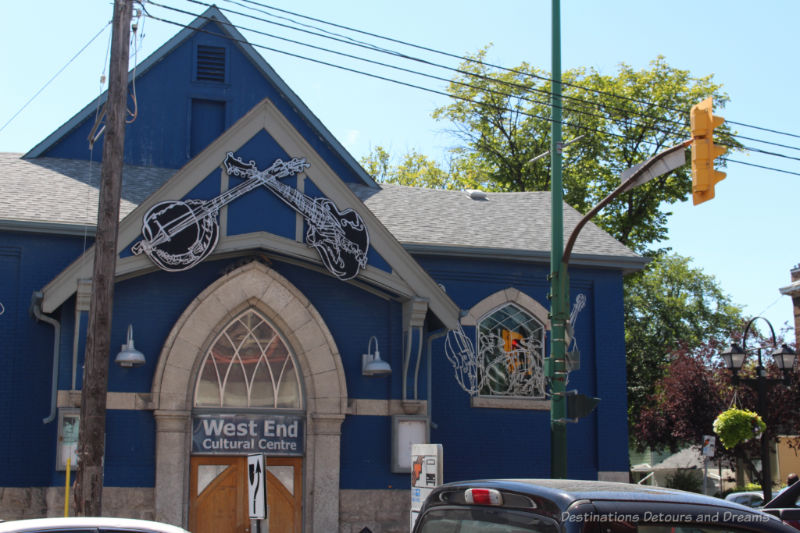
[0,7,645,532]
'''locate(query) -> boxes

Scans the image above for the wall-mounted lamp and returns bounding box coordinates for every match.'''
[115,324,146,368]
[362,336,391,377]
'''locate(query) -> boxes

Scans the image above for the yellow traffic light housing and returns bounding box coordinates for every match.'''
[690,98,727,205]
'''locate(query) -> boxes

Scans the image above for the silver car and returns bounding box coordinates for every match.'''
[726,490,766,508]
[0,517,190,533]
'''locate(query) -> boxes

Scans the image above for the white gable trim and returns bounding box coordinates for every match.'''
[40,99,460,328]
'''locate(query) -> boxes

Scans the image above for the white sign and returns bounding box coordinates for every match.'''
[702,435,716,457]
[411,443,443,531]
[247,454,266,519]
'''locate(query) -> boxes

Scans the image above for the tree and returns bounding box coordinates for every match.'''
[360,52,749,443]
[625,253,742,426]
[363,51,742,253]
[361,146,468,190]
[634,333,800,489]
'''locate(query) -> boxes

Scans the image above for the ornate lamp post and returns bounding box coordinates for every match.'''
[719,317,796,501]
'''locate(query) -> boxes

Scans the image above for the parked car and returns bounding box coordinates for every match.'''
[763,481,800,530]
[726,490,765,508]
[0,517,190,533]
[412,479,797,533]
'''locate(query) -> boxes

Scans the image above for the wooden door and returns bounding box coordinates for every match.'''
[190,456,302,533]
[190,456,248,533]
[266,457,303,533]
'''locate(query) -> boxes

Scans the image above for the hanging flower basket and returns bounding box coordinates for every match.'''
[713,408,766,449]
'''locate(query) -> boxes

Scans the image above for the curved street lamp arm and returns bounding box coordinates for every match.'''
[741,316,779,353]
[562,140,692,267]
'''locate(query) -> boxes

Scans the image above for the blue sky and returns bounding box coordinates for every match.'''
[1,1,797,340]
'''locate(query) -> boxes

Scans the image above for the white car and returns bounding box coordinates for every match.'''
[0,517,190,533]
[725,490,765,508]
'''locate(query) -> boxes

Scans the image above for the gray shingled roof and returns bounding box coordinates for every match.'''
[350,183,642,264]
[0,154,642,268]
[0,153,174,227]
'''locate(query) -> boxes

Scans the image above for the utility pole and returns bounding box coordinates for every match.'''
[548,0,569,479]
[74,0,133,516]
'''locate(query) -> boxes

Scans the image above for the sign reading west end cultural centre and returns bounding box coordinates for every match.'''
[192,414,304,456]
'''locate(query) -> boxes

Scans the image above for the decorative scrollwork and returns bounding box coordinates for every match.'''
[478,332,545,397]
[444,324,481,396]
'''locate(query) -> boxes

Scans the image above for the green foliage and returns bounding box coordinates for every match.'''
[665,469,703,493]
[625,253,742,427]
[360,146,481,190]
[713,409,766,449]
[359,51,750,450]
[428,50,740,253]
[362,51,742,253]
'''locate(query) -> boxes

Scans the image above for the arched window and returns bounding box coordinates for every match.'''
[194,309,302,409]
[477,303,546,398]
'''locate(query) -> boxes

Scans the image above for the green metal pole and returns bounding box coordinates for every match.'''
[549,0,568,479]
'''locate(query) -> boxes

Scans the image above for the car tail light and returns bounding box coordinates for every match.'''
[465,488,503,506]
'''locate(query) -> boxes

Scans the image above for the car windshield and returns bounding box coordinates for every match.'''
[416,507,559,533]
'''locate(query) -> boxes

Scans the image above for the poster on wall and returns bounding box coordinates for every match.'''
[410,443,443,531]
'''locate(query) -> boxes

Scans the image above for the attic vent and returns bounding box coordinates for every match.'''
[196,45,226,83]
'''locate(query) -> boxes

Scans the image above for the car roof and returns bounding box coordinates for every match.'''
[422,478,792,523]
[431,479,742,508]
[0,516,189,533]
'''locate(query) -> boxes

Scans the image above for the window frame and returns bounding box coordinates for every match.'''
[461,289,552,410]
[475,302,547,400]
[193,308,304,410]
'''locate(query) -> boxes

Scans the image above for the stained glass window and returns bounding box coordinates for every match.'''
[477,304,545,398]
[194,310,302,409]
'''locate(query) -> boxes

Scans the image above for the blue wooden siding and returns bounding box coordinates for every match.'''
[36,21,366,186]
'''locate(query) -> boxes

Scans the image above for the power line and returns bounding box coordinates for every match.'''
[153,0,714,151]
[0,22,111,135]
[723,157,800,177]
[142,9,642,146]
[222,0,800,143]
[193,0,695,139]
[201,0,800,157]
[142,7,800,178]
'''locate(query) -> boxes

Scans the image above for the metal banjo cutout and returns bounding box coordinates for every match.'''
[132,153,370,280]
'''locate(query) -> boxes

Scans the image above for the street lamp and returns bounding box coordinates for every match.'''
[719,317,796,501]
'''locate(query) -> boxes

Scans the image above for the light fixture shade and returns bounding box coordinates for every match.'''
[362,336,391,376]
[363,354,392,376]
[772,343,797,371]
[720,342,746,370]
[115,324,146,368]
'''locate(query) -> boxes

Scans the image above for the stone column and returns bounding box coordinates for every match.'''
[309,413,344,533]
[154,410,191,527]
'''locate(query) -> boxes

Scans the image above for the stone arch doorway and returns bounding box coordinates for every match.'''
[150,261,347,531]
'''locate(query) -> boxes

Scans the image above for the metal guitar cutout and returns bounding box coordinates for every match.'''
[132,153,369,281]
[131,156,309,272]
[223,152,369,281]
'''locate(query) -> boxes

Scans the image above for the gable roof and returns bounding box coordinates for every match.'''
[33,98,462,330]
[0,152,172,232]
[24,5,375,188]
[351,183,646,272]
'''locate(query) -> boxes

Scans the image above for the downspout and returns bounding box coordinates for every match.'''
[426,329,448,431]
[31,291,61,424]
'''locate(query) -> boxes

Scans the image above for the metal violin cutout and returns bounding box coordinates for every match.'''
[224,153,369,280]
[132,152,369,281]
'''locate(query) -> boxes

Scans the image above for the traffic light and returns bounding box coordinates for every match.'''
[690,97,727,205]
